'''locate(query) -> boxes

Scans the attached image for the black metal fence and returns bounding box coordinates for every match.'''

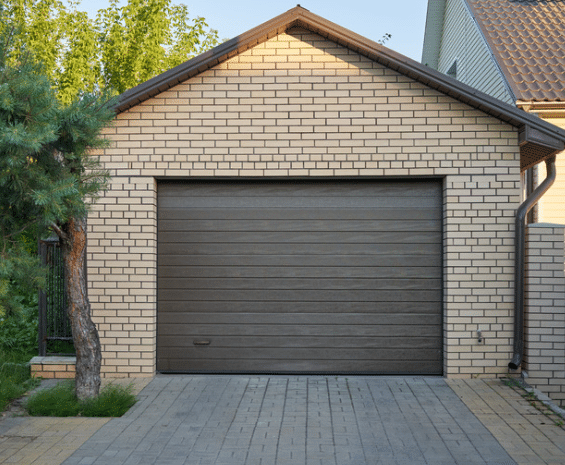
[38,237,74,356]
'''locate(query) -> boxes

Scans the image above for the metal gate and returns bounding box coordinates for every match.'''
[38,237,74,356]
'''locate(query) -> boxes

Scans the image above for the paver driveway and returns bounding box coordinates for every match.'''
[60,376,517,465]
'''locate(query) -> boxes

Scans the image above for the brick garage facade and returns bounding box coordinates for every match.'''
[87,8,564,378]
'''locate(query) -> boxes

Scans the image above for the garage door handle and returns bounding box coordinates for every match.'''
[193,340,211,346]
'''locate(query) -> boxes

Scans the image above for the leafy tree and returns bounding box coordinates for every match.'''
[0,28,116,399]
[97,0,220,94]
[0,0,98,105]
[0,0,220,101]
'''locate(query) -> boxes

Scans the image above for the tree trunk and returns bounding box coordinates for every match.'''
[60,216,101,401]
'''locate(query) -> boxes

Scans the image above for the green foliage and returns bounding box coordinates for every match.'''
[0,349,40,411]
[0,243,44,316]
[81,383,136,417]
[1,0,220,100]
[25,381,136,417]
[16,227,38,256]
[0,0,102,104]
[0,235,41,350]
[0,26,116,325]
[97,0,219,94]
[0,37,61,245]
[0,372,34,410]
[25,380,80,416]
[501,377,521,388]
[57,7,100,105]
[0,304,38,354]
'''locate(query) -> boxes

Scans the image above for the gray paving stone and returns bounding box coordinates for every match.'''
[61,376,518,465]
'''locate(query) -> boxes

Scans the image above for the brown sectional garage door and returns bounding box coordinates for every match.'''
[157,180,443,374]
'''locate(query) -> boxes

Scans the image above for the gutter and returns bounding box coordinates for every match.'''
[509,156,557,370]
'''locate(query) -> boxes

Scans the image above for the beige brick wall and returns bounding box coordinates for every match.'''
[524,224,565,406]
[90,29,522,378]
[88,177,157,377]
[30,357,76,379]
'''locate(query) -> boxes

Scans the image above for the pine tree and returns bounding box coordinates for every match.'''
[0,28,116,399]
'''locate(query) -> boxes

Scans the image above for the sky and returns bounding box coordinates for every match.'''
[80,0,430,62]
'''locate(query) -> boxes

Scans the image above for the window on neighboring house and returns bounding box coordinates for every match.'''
[447,60,457,79]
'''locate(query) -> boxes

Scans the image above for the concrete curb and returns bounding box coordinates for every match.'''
[519,375,565,419]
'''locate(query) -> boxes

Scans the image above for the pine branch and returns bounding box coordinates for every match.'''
[4,221,38,240]
[50,222,68,241]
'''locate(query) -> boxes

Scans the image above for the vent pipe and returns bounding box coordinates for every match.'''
[509,156,556,370]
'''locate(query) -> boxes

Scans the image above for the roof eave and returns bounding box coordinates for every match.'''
[520,125,564,171]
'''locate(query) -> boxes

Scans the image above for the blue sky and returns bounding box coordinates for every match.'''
[81,1,429,62]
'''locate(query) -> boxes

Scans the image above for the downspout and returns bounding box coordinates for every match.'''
[509,156,556,370]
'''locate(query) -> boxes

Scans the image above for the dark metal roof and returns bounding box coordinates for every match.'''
[116,6,565,170]
[466,0,565,103]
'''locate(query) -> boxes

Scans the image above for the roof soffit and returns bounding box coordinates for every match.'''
[520,125,565,171]
[116,5,565,171]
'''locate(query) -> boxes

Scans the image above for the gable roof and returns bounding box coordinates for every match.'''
[423,0,565,103]
[117,5,565,171]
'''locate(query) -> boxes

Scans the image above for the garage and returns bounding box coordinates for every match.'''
[157,179,443,374]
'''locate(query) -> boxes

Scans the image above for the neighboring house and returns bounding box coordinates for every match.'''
[34,7,565,385]
[422,0,565,405]
[422,0,565,223]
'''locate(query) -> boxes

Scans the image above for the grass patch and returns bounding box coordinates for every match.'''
[81,383,137,417]
[0,295,41,412]
[501,377,565,429]
[0,350,40,412]
[25,381,80,416]
[25,381,136,417]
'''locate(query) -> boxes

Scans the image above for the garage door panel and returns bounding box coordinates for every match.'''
[159,277,440,291]
[158,265,442,279]
[157,180,442,374]
[159,254,443,268]
[158,312,442,326]
[158,358,442,375]
[158,323,441,338]
[158,336,441,349]
[160,289,441,302]
[159,195,439,210]
[159,219,441,233]
[160,347,442,362]
[159,231,440,245]
[161,300,441,314]
[159,242,442,256]
[160,207,440,222]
